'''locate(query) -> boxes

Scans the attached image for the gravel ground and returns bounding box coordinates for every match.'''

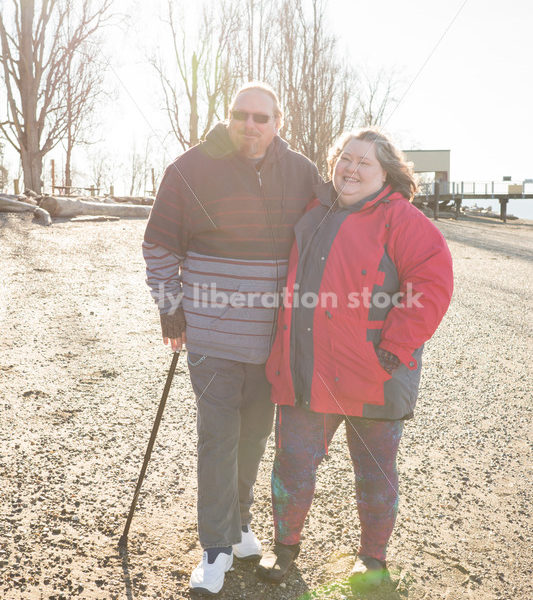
[0,212,531,600]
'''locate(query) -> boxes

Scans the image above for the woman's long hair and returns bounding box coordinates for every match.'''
[327,128,418,202]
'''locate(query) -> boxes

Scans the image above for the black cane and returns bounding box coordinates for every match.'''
[118,351,180,547]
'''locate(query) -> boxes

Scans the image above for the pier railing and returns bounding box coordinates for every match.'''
[417,181,533,199]
[415,181,533,222]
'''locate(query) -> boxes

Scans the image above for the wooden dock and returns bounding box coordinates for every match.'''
[416,181,533,222]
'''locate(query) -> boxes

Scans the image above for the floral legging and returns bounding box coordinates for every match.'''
[272,405,404,561]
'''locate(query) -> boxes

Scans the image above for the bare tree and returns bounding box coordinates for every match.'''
[152,0,240,151]
[242,0,278,82]
[62,37,106,189]
[272,0,358,175]
[126,136,154,196]
[0,140,8,192]
[88,149,112,193]
[355,67,400,127]
[128,147,143,196]
[152,0,399,173]
[0,0,111,193]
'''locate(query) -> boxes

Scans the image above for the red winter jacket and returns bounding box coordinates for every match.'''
[266,182,454,419]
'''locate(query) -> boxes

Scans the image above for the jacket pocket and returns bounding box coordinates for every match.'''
[372,346,396,379]
[265,318,294,405]
[326,310,391,406]
[187,352,207,367]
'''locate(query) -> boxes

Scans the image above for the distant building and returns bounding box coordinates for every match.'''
[403,150,450,182]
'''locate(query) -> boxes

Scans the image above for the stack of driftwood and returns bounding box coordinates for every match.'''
[0,192,154,226]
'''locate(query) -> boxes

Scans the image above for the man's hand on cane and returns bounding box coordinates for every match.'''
[160,307,187,352]
[164,334,186,352]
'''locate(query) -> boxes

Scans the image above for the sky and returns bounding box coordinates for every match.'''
[2,0,532,195]
[327,0,532,183]
[106,0,533,187]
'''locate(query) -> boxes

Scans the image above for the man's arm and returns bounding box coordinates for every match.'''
[142,241,186,351]
[143,160,193,351]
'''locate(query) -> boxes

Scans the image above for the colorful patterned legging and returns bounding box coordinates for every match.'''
[272,405,404,561]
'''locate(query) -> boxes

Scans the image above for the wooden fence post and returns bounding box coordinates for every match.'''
[454,198,461,220]
[433,180,440,220]
[499,198,508,223]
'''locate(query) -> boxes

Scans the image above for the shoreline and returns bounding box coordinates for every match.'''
[0,213,531,600]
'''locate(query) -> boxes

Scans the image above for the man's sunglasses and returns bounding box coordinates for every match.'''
[231,110,273,124]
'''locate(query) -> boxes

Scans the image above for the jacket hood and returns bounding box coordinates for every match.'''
[202,122,289,163]
[314,181,405,212]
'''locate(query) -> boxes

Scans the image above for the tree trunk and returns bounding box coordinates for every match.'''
[65,115,73,189]
[65,139,73,189]
[20,148,43,194]
[64,56,74,189]
[19,1,43,194]
[189,52,199,146]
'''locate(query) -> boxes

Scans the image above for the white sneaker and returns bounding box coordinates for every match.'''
[190,551,233,595]
[233,528,262,560]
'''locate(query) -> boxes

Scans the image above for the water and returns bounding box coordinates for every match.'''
[461,198,533,220]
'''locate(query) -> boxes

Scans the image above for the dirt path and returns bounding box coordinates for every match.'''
[1,213,531,599]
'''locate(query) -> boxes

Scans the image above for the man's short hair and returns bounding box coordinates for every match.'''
[230,81,284,126]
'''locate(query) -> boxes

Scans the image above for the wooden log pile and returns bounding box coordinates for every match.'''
[0,194,52,226]
[106,196,154,205]
[0,191,154,225]
[39,196,151,218]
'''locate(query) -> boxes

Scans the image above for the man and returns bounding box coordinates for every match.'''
[142,82,320,595]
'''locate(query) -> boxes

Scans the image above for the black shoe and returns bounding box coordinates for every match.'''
[256,542,300,583]
[349,555,389,590]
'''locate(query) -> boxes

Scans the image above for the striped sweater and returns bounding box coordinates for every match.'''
[143,123,320,363]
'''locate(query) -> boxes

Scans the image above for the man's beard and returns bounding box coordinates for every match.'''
[240,136,260,158]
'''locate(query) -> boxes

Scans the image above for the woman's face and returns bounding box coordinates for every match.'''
[333,138,387,207]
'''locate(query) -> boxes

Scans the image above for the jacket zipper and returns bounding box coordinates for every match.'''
[291,209,330,409]
[257,168,281,351]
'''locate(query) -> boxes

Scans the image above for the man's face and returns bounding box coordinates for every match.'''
[227,90,280,159]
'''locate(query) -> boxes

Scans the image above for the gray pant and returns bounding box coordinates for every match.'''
[187,352,274,549]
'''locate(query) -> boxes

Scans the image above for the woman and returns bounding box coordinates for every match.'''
[256,128,454,589]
